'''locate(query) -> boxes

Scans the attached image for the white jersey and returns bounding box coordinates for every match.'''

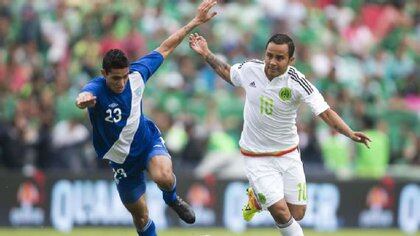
[230,60,329,153]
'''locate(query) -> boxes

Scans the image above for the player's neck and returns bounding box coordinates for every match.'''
[266,75,276,81]
[264,69,277,81]
[265,70,286,81]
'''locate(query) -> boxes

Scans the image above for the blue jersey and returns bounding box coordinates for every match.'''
[81,51,164,164]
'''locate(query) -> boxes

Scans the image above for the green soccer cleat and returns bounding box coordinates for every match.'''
[242,187,262,222]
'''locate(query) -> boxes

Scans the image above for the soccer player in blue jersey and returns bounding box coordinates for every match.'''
[75,1,217,235]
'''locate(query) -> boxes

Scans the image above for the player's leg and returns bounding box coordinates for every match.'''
[124,195,157,236]
[147,155,176,202]
[146,137,195,224]
[110,164,156,236]
[277,149,307,235]
[242,156,284,220]
[268,199,304,236]
[148,155,195,223]
[283,149,307,221]
[243,154,304,235]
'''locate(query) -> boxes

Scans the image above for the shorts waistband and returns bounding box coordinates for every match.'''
[240,145,298,157]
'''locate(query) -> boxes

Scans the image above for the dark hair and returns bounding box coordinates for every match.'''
[265,34,295,58]
[102,49,129,73]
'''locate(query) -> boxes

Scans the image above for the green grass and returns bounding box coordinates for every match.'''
[0,228,417,236]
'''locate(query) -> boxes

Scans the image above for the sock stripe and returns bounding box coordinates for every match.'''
[141,219,152,232]
[171,174,177,191]
[276,217,294,228]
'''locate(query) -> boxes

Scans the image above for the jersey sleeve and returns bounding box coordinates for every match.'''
[130,50,164,83]
[81,78,102,96]
[230,63,243,87]
[230,59,263,87]
[295,78,330,116]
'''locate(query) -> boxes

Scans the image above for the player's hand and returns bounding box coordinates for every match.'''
[189,33,209,56]
[193,0,217,25]
[350,132,372,148]
[76,92,97,109]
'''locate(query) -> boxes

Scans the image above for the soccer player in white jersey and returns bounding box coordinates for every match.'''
[189,33,371,235]
[75,1,217,236]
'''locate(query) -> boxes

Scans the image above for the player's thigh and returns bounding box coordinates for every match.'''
[283,153,307,206]
[110,161,146,204]
[244,156,284,209]
[124,194,149,219]
[146,137,174,182]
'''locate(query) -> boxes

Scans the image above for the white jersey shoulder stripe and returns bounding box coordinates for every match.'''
[103,72,144,164]
[288,68,313,95]
[238,59,264,69]
[289,67,313,93]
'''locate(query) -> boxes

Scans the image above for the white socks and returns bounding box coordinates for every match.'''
[277,217,304,236]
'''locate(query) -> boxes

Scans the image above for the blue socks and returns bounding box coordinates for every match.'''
[161,175,177,204]
[138,219,156,236]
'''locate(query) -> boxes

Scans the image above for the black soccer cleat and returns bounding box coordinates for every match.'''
[168,196,196,224]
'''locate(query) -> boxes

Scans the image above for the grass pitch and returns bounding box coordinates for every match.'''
[0,227,417,236]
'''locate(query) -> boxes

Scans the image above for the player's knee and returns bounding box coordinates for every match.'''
[288,204,306,221]
[153,169,174,189]
[291,206,306,221]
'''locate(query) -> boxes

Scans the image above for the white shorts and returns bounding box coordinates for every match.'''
[243,148,307,209]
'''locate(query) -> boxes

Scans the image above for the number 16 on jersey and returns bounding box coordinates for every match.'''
[260,96,274,115]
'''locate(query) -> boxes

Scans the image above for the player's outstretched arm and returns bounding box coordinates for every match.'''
[155,0,217,59]
[319,108,372,148]
[189,33,233,85]
[76,92,97,109]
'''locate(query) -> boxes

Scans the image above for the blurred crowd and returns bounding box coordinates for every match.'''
[0,0,418,179]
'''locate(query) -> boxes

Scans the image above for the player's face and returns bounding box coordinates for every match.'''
[264,43,294,79]
[102,68,130,93]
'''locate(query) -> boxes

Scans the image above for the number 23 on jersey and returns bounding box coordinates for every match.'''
[105,108,122,123]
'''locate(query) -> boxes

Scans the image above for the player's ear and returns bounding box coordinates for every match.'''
[289,56,295,65]
[101,69,107,77]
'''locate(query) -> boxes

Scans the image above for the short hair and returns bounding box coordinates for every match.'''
[265,34,295,58]
[102,49,129,73]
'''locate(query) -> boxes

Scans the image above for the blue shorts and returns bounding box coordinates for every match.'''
[109,137,170,204]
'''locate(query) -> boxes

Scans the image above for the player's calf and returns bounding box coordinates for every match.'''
[269,199,304,236]
[148,156,196,224]
[132,211,150,230]
[123,196,157,236]
[268,199,292,224]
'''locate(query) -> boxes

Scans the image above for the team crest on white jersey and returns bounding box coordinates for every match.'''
[134,87,142,96]
[249,81,256,88]
[279,87,292,101]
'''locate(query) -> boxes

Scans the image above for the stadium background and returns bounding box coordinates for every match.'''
[0,0,418,235]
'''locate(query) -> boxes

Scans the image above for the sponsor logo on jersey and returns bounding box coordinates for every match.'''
[108,103,118,108]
